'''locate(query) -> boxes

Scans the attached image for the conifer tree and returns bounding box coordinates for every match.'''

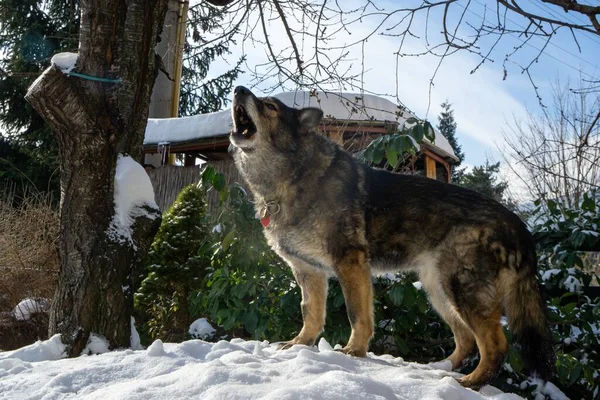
[455,161,514,209]
[135,184,211,341]
[437,101,464,180]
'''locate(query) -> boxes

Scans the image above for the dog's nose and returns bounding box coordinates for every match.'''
[234,86,250,96]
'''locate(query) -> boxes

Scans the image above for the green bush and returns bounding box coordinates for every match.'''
[134,183,211,342]
[188,168,301,341]
[521,193,599,399]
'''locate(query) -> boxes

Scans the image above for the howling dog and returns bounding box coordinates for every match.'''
[228,85,555,389]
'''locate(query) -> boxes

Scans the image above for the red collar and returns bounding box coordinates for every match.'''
[260,215,271,227]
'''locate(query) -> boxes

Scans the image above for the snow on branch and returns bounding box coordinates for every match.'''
[108,155,160,245]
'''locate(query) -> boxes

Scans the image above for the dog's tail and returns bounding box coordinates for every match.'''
[502,246,555,381]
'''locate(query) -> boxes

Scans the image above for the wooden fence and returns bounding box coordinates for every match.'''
[148,165,202,212]
[148,159,247,213]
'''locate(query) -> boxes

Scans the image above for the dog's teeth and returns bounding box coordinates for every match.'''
[243,129,248,136]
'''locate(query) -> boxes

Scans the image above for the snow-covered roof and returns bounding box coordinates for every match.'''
[144,109,232,146]
[143,91,458,161]
[276,91,405,123]
[275,91,458,161]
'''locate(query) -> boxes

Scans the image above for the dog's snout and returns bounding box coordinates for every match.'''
[234,86,251,96]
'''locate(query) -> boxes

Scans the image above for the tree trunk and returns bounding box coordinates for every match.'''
[25,0,167,356]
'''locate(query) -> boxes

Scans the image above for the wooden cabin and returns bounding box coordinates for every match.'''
[143,91,459,210]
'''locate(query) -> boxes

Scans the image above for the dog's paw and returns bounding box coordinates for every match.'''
[277,337,315,351]
[334,346,367,357]
[456,376,482,391]
[277,341,296,351]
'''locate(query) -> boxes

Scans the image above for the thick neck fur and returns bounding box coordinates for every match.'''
[231,130,337,204]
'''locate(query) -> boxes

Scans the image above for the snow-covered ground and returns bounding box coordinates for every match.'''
[0,335,524,400]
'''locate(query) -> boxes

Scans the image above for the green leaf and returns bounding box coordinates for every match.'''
[410,124,424,143]
[392,135,414,154]
[221,229,236,251]
[405,117,418,125]
[364,145,375,163]
[243,312,258,334]
[568,363,582,386]
[372,147,384,164]
[423,121,435,142]
[212,173,227,191]
[388,285,404,306]
[386,149,399,168]
[201,165,216,186]
[508,347,523,373]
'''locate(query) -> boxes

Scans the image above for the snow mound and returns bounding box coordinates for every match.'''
[108,154,159,243]
[51,52,78,73]
[146,339,165,357]
[81,334,110,356]
[12,298,50,321]
[189,318,216,340]
[0,334,66,363]
[0,337,523,399]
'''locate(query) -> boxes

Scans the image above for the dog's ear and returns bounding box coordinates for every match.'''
[298,108,323,131]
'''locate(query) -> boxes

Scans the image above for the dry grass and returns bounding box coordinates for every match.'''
[0,187,59,315]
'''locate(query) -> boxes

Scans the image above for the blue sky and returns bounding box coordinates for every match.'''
[198,0,600,195]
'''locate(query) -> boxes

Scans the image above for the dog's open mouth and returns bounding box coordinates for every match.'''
[234,105,257,139]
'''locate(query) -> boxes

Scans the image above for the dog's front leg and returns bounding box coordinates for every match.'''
[335,249,373,357]
[280,263,328,349]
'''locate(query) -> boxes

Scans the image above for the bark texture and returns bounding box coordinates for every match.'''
[25,0,167,356]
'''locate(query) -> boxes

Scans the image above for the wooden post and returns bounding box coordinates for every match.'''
[425,154,437,179]
[148,0,188,166]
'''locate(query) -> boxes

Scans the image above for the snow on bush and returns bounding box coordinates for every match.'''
[0,337,522,399]
[188,318,216,340]
[12,298,50,321]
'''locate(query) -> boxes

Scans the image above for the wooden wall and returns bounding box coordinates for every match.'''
[148,159,246,213]
[148,165,202,212]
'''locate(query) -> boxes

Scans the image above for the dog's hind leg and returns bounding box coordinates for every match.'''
[456,307,507,389]
[420,266,476,370]
[334,249,373,357]
[448,267,508,389]
[280,262,328,349]
[444,316,477,370]
[430,296,476,369]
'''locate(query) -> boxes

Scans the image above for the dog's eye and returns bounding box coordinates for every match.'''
[265,103,277,112]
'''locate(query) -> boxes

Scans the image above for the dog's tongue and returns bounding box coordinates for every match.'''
[260,216,270,227]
